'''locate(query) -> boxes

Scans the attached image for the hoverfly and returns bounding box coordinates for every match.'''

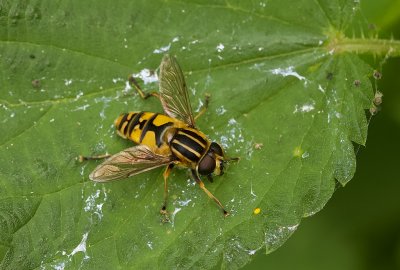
[82,54,237,218]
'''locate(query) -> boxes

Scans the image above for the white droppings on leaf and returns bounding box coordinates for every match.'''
[228,237,264,259]
[293,102,315,113]
[194,98,203,113]
[49,118,55,123]
[75,91,84,100]
[186,178,196,187]
[84,187,108,220]
[215,117,247,158]
[52,262,65,270]
[69,232,89,258]
[124,81,132,93]
[228,118,237,126]
[64,79,73,86]
[84,190,100,212]
[301,151,309,158]
[216,43,225,52]
[250,180,257,198]
[216,105,227,115]
[49,233,91,270]
[72,104,90,111]
[132,69,159,85]
[139,182,147,190]
[0,104,10,111]
[170,207,182,228]
[265,224,299,253]
[250,63,265,71]
[80,163,88,177]
[99,110,106,120]
[94,96,113,121]
[177,199,192,207]
[189,86,196,96]
[271,66,309,85]
[147,241,154,250]
[123,38,128,48]
[172,36,179,42]
[112,77,124,84]
[248,249,257,255]
[318,84,326,93]
[153,43,171,54]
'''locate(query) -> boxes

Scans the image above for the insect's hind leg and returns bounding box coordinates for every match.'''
[160,163,174,222]
[128,75,160,100]
[79,154,111,162]
[194,93,211,121]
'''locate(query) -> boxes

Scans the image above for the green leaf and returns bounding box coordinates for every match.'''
[0,0,393,269]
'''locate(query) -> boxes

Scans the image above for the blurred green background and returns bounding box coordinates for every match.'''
[245,1,400,270]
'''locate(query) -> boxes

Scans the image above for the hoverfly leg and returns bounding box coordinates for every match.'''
[191,170,229,217]
[79,154,111,163]
[207,174,214,183]
[224,156,240,163]
[128,75,159,100]
[194,93,211,121]
[160,163,174,222]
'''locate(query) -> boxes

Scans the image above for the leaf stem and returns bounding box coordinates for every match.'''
[329,34,400,57]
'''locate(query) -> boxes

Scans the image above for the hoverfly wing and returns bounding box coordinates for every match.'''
[159,54,196,128]
[89,145,174,182]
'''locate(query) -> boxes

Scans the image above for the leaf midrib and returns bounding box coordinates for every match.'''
[1,47,319,107]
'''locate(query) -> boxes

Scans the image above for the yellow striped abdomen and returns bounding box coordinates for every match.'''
[114,112,186,153]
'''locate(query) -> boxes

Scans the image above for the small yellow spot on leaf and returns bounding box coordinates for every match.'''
[253,207,261,215]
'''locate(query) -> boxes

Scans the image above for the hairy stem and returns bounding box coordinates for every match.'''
[328,32,400,57]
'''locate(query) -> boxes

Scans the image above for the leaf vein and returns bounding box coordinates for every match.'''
[0,40,131,71]
[0,105,53,148]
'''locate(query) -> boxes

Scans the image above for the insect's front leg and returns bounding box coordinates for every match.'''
[194,93,211,121]
[79,154,111,162]
[128,75,160,100]
[160,163,174,222]
[207,175,214,183]
[191,169,229,217]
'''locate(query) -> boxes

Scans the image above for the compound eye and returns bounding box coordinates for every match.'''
[198,155,216,175]
[210,142,224,156]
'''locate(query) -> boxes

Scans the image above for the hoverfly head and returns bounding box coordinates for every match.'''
[197,142,225,176]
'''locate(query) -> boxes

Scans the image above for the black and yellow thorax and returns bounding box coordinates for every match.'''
[115,112,210,168]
